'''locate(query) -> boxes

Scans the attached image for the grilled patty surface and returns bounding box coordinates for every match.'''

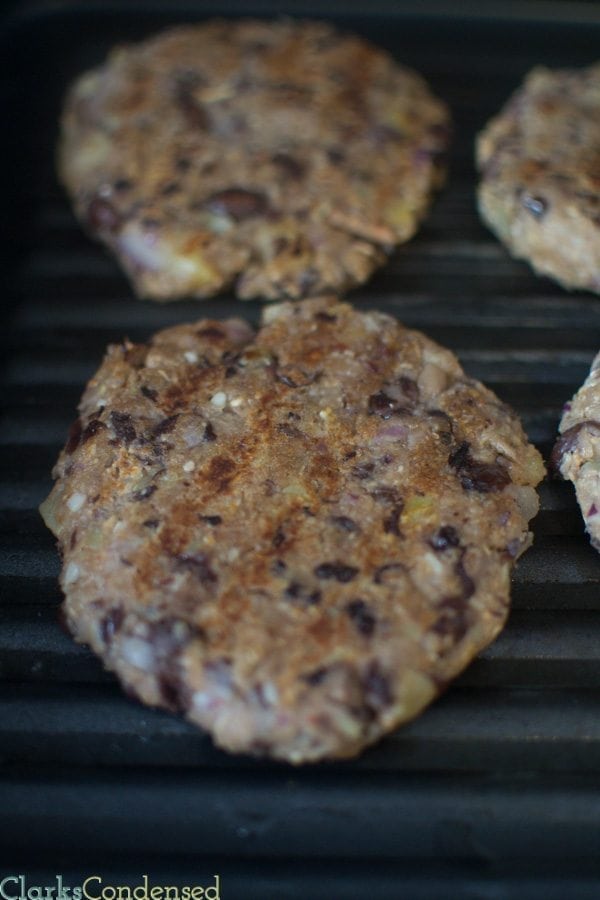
[58,19,450,301]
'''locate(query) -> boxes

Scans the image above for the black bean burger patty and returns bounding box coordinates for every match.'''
[40,297,545,763]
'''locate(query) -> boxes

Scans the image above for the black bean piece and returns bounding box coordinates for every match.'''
[371,487,403,505]
[100,607,124,644]
[174,81,209,130]
[427,408,453,421]
[417,146,448,166]
[364,661,393,710]
[204,422,217,442]
[522,194,548,219]
[432,596,469,642]
[113,178,133,192]
[398,376,419,404]
[275,372,298,388]
[81,418,106,444]
[368,390,413,419]
[271,152,305,179]
[504,538,522,559]
[271,559,287,575]
[455,555,475,600]
[272,525,286,547]
[369,123,405,144]
[298,267,319,294]
[143,519,160,529]
[448,441,510,493]
[448,441,470,470]
[109,411,137,445]
[331,515,360,533]
[152,415,179,437]
[302,667,329,686]
[550,421,600,474]
[176,552,217,584]
[459,460,510,493]
[426,409,453,445]
[141,385,159,402]
[147,618,197,712]
[132,484,157,502]
[285,582,321,605]
[373,562,406,585]
[158,673,184,711]
[371,484,397,502]
[351,462,375,480]
[368,391,395,417]
[161,182,180,196]
[65,418,83,455]
[314,311,337,323]
[326,147,345,165]
[314,562,359,583]
[429,525,460,551]
[206,189,268,221]
[275,365,318,388]
[383,507,403,537]
[285,581,301,599]
[277,423,303,438]
[346,600,376,637]
[200,515,222,526]
[253,683,271,709]
[86,196,123,234]
[124,344,147,370]
[274,237,290,255]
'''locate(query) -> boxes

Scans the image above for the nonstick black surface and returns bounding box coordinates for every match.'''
[1,2,600,896]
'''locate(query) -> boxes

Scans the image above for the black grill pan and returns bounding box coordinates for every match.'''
[2,1,600,896]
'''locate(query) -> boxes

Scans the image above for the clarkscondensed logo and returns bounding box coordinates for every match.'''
[0,876,221,900]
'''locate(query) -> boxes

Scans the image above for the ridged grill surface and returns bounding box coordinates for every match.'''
[2,2,600,895]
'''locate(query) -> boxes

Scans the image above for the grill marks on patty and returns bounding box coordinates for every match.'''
[54,300,522,614]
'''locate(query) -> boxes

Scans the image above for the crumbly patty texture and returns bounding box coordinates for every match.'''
[476,63,600,293]
[40,297,544,763]
[58,19,450,302]
[552,351,600,552]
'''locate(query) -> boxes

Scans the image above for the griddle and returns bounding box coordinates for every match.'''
[1,1,600,896]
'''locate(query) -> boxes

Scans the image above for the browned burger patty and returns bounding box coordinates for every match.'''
[552,351,600,552]
[476,63,600,293]
[40,297,544,763]
[58,19,450,301]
